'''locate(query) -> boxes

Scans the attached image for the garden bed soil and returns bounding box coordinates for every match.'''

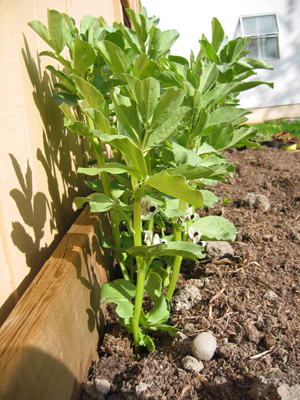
[83,145,300,400]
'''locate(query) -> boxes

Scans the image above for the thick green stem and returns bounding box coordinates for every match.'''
[131,182,145,353]
[165,199,186,301]
[91,136,130,281]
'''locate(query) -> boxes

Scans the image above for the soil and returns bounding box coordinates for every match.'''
[83,146,300,400]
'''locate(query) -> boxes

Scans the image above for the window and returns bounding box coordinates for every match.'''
[235,13,280,60]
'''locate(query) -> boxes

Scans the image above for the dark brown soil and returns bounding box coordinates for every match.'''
[83,146,300,399]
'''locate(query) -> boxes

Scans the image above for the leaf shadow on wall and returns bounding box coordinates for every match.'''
[0,37,89,326]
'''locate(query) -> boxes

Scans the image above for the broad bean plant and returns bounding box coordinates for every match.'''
[29,8,273,353]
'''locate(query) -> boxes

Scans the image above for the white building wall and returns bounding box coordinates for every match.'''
[142,0,300,110]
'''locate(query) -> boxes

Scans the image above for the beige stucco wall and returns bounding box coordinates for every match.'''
[0,0,140,325]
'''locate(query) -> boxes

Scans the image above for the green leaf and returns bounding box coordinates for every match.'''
[201,189,219,208]
[199,39,220,63]
[199,63,219,94]
[74,193,114,212]
[146,101,189,148]
[191,215,236,241]
[146,172,203,209]
[39,51,73,69]
[111,93,142,144]
[72,76,109,118]
[200,107,250,137]
[96,133,148,179]
[59,104,76,122]
[126,9,146,48]
[97,40,130,78]
[158,71,183,88]
[232,81,274,93]
[156,29,180,58]
[101,280,136,319]
[73,37,96,73]
[172,142,202,166]
[166,164,228,182]
[64,119,90,137]
[46,66,77,93]
[147,323,179,336]
[122,26,142,54]
[147,26,161,59]
[163,197,186,219]
[133,54,160,80]
[53,92,79,105]
[146,296,169,324]
[212,17,226,53]
[145,272,163,302]
[47,9,67,53]
[227,37,251,62]
[127,243,167,258]
[203,82,239,107]
[84,108,117,136]
[158,241,205,260]
[78,163,141,180]
[28,20,54,49]
[240,57,273,70]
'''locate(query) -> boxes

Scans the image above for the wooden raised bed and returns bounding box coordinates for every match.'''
[0,207,114,400]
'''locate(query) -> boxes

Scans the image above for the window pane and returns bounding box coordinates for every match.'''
[242,14,278,35]
[260,37,279,59]
[246,38,259,58]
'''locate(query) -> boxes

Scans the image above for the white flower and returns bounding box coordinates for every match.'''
[141,198,158,217]
[184,206,199,221]
[109,115,117,123]
[188,227,202,244]
[144,230,153,246]
[153,233,161,245]
[114,86,120,94]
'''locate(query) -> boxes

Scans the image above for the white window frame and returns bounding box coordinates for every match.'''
[235,13,280,60]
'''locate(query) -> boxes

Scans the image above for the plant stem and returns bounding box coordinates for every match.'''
[165,199,186,301]
[131,182,145,354]
[91,136,130,281]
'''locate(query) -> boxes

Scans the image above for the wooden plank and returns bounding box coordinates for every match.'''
[0,207,115,400]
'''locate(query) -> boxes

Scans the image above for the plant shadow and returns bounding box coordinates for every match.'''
[0,36,90,326]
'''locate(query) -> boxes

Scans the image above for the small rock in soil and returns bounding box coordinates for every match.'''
[170,284,202,312]
[191,331,217,361]
[264,290,278,301]
[82,378,111,400]
[249,375,300,400]
[205,241,235,259]
[182,355,204,373]
[237,192,270,211]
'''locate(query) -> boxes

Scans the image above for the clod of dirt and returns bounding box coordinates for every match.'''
[205,241,235,259]
[249,375,300,400]
[170,284,202,312]
[217,342,239,359]
[82,378,111,400]
[135,381,151,396]
[191,331,217,361]
[244,323,265,345]
[237,192,270,211]
[182,355,204,373]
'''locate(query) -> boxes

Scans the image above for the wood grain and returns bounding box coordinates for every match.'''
[0,207,114,400]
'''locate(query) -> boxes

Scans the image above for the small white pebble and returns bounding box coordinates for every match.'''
[191,331,217,361]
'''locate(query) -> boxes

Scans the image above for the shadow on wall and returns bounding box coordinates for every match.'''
[0,37,90,326]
